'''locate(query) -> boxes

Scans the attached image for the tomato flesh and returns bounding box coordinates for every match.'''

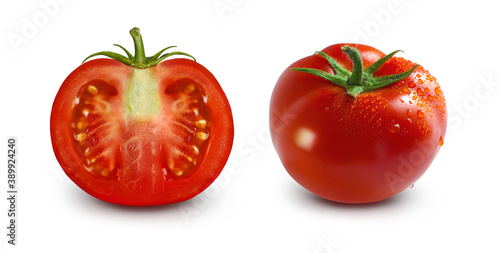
[52,58,233,205]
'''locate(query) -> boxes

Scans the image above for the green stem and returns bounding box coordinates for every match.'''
[291,46,419,99]
[82,27,196,68]
[129,28,148,68]
[341,46,364,86]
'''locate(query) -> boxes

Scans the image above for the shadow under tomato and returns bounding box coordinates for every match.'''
[290,183,414,210]
[66,185,185,214]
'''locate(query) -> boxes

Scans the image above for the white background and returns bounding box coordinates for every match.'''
[1,0,499,252]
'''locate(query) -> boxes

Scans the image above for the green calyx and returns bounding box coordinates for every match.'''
[291,45,419,99]
[82,27,196,68]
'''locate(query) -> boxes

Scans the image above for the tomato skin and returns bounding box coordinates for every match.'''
[51,58,233,206]
[270,43,446,203]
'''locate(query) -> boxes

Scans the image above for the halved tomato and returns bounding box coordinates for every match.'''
[50,28,233,206]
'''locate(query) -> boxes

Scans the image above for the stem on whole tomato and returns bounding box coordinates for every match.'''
[82,27,195,68]
[291,46,419,99]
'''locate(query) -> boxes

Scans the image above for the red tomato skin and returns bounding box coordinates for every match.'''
[270,44,446,203]
[51,58,233,206]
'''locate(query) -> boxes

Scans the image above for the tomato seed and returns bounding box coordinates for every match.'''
[196,132,209,140]
[88,85,99,95]
[184,84,195,94]
[77,121,87,130]
[75,133,87,142]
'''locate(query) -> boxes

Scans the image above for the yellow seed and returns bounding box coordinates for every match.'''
[75,133,86,142]
[172,167,183,176]
[184,155,193,162]
[77,121,87,130]
[196,132,209,140]
[82,108,90,117]
[184,84,195,94]
[88,85,99,95]
[192,145,199,155]
[101,169,111,177]
[195,119,207,128]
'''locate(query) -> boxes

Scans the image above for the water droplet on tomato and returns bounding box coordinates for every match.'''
[418,79,423,84]
[417,88,425,96]
[403,87,411,94]
[439,136,444,146]
[407,109,412,117]
[424,87,430,93]
[388,124,400,133]
[408,82,416,88]
[417,110,424,118]
[409,184,415,189]
[435,87,442,95]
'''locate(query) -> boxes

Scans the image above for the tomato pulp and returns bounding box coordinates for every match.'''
[51,28,233,206]
[270,44,446,203]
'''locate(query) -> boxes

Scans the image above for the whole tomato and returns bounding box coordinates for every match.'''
[270,43,446,204]
[51,28,233,206]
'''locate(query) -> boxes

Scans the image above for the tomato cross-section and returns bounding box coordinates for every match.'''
[51,28,233,206]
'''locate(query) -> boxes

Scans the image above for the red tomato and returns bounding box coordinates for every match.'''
[270,43,446,204]
[51,28,233,206]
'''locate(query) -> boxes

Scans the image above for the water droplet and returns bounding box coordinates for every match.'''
[408,82,416,88]
[409,184,415,189]
[417,110,425,118]
[416,74,421,78]
[407,109,412,117]
[399,98,404,103]
[418,79,423,84]
[435,87,442,95]
[388,124,400,133]
[439,136,444,146]
[417,88,425,96]
[424,87,430,93]
[403,87,411,94]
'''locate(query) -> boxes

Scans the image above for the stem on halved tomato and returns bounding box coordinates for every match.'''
[291,46,419,99]
[83,27,196,68]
